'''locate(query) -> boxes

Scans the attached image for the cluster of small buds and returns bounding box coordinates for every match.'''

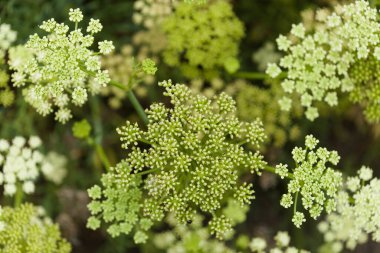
[8,8,114,123]
[0,203,71,252]
[88,80,266,241]
[318,167,380,252]
[248,231,310,253]
[279,135,343,228]
[86,164,153,244]
[0,136,66,196]
[269,0,380,123]
[133,0,178,29]
[161,1,244,79]
[0,23,17,50]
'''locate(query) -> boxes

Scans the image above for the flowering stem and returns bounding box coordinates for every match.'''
[263,164,294,179]
[127,90,149,125]
[294,191,299,214]
[108,80,149,125]
[14,183,23,208]
[95,143,111,170]
[135,168,159,176]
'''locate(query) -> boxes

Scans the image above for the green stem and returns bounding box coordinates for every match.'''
[14,183,23,207]
[127,90,149,125]
[108,80,149,125]
[79,64,149,125]
[262,164,294,179]
[95,143,111,171]
[294,191,299,214]
[135,168,159,176]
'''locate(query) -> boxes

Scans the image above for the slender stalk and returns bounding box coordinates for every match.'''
[14,183,23,207]
[262,164,294,179]
[127,90,149,125]
[95,143,111,170]
[108,80,149,125]
[293,191,299,214]
[135,168,159,176]
[79,64,149,125]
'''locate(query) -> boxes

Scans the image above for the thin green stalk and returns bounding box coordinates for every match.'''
[263,164,294,179]
[14,183,23,207]
[108,80,149,125]
[95,143,111,170]
[135,168,159,176]
[293,191,299,214]
[79,65,149,125]
[127,90,149,125]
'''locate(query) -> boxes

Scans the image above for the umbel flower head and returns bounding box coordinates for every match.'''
[277,135,343,228]
[0,136,67,196]
[161,0,244,79]
[0,203,71,253]
[318,166,380,252]
[87,80,266,241]
[9,8,114,123]
[269,0,380,123]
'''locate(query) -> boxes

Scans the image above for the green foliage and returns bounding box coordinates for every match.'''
[0,203,71,253]
[161,0,244,79]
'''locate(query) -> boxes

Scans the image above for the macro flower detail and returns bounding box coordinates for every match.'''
[8,9,114,123]
[0,203,71,252]
[87,80,266,241]
[271,0,380,123]
[280,135,343,227]
[319,167,380,251]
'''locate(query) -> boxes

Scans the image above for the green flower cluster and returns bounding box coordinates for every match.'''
[87,80,266,241]
[161,0,244,79]
[277,135,343,227]
[9,9,114,123]
[86,171,151,243]
[318,166,380,252]
[0,203,71,253]
[269,0,380,123]
[234,80,302,147]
